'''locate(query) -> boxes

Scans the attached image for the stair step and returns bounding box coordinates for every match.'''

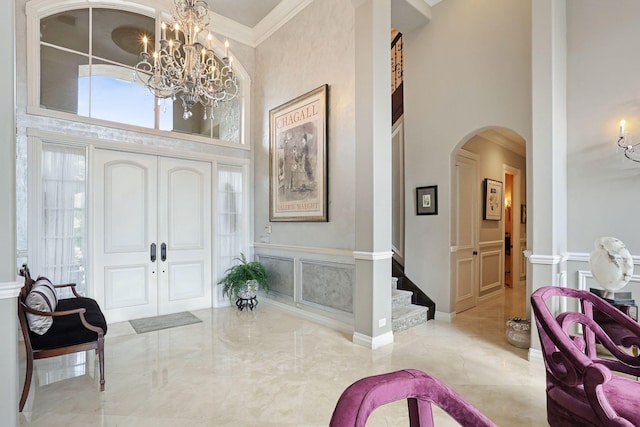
[392,304,429,333]
[392,289,413,308]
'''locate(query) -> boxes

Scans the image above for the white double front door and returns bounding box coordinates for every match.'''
[93,149,212,323]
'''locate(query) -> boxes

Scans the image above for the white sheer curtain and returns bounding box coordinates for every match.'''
[41,143,87,295]
[216,164,244,302]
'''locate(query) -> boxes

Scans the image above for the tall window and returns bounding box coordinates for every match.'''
[216,165,245,300]
[38,7,241,142]
[40,144,88,295]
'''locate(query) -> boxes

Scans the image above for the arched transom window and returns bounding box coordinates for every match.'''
[31,3,246,144]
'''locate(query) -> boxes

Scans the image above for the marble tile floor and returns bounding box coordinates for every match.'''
[19,285,547,426]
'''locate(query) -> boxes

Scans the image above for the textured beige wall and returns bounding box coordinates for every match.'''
[403,0,532,313]
[253,0,356,249]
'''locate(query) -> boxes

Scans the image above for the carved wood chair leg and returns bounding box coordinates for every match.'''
[20,352,33,412]
[98,339,105,391]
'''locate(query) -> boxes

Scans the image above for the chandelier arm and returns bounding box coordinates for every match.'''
[624,145,640,162]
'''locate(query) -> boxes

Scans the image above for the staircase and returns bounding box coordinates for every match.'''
[392,277,429,332]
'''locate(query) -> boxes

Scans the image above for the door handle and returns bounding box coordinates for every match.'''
[161,243,167,261]
[473,251,478,255]
[150,243,157,262]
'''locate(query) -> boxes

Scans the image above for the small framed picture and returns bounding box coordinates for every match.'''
[416,185,438,215]
[483,178,503,221]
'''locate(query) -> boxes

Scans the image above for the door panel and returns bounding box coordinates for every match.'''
[158,157,211,314]
[104,265,149,309]
[94,150,158,322]
[168,261,205,300]
[455,153,478,312]
[104,162,149,252]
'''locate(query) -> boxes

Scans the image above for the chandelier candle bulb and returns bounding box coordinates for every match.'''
[620,119,626,137]
[134,0,238,120]
[224,39,229,57]
[143,36,148,53]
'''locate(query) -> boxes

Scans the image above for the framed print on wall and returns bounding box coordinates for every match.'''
[483,178,503,221]
[416,185,438,215]
[269,85,328,222]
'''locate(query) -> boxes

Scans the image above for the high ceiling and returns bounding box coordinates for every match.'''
[208,0,444,30]
[208,0,282,28]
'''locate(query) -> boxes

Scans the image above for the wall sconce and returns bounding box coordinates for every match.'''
[617,119,640,162]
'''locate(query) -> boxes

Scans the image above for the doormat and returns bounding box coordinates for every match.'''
[129,311,202,334]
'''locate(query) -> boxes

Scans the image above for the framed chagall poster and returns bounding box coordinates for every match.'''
[269,84,328,222]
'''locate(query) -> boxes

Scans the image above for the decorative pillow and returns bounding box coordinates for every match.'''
[25,277,58,335]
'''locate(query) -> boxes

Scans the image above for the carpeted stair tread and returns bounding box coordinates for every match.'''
[392,304,429,333]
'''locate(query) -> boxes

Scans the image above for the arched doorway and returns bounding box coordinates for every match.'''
[451,127,527,318]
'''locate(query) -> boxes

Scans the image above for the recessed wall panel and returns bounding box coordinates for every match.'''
[301,261,353,313]
[259,256,294,298]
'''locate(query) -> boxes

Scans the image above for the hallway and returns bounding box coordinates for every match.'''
[19,289,545,426]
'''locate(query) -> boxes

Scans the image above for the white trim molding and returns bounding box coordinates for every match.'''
[253,242,353,258]
[527,253,567,265]
[352,331,394,349]
[577,269,640,292]
[0,281,22,299]
[568,252,640,265]
[479,240,503,248]
[353,251,394,261]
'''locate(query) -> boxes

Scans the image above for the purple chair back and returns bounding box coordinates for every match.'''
[531,286,640,426]
[329,369,496,427]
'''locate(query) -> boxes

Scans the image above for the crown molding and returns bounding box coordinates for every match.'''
[210,11,254,46]
[207,0,312,47]
[253,0,313,46]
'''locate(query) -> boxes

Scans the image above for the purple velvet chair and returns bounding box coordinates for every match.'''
[531,286,640,426]
[329,369,496,427]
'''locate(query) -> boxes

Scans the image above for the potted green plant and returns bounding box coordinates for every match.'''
[218,253,269,309]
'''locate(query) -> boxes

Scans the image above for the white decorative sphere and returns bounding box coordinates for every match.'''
[589,237,634,291]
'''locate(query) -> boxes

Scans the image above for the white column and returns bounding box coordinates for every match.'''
[351,0,394,349]
[0,283,22,425]
[529,0,568,359]
[1,0,18,422]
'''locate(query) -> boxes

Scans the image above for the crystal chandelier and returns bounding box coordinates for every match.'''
[134,0,238,120]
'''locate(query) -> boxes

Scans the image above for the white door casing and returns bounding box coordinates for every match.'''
[455,151,479,313]
[93,149,211,322]
[503,165,522,288]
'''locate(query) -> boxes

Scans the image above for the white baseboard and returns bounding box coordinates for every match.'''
[528,348,544,364]
[261,297,353,335]
[352,331,394,349]
[434,311,456,322]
